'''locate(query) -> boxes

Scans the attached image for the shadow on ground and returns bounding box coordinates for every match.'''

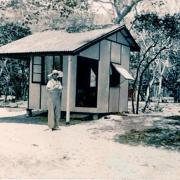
[0,114,48,125]
[114,115,180,151]
[0,113,94,126]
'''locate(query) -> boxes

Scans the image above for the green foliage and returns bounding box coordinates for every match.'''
[163,49,180,102]
[66,11,95,32]
[133,13,180,41]
[0,20,31,101]
[0,0,94,102]
[154,105,163,112]
[130,12,180,113]
[131,12,180,103]
[0,58,29,101]
[0,0,90,32]
[0,20,31,45]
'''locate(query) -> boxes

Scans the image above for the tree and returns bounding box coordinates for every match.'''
[0,20,31,101]
[91,0,143,24]
[0,0,90,32]
[130,13,180,113]
[113,0,143,23]
[162,49,180,102]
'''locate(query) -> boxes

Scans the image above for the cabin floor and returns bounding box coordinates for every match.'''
[0,103,179,179]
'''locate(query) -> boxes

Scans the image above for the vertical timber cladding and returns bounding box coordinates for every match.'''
[119,45,130,112]
[40,56,53,109]
[108,33,121,113]
[41,55,63,110]
[117,31,130,112]
[27,57,31,109]
[61,56,68,111]
[107,31,131,113]
[29,56,41,109]
[29,55,64,110]
[98,40,111,112]
[61,56,77,112]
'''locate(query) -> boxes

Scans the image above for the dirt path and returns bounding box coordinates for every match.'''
[0,112,179,179]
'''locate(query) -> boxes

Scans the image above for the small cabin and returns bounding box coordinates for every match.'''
[0,25,140,122]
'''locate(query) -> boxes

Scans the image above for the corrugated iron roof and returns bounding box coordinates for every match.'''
[0,25,140,56]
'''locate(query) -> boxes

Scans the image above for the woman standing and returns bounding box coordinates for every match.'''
[46,70,63,130]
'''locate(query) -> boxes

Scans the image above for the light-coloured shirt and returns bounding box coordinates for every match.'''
[46,79,63,91]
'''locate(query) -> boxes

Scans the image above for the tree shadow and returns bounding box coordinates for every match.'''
[114,116,180,151]
[0,113,94,126]
[0,115,47,125]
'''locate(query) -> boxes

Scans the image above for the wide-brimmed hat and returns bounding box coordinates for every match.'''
[48,70,63,78]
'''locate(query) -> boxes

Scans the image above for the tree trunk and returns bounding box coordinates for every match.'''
[114,0,143,23]
[142,84,151,112]
[136,73,143,114]
[142,63,158,112]
[155,63,166,109]
[131,43,158,113]
[136,47,167,114]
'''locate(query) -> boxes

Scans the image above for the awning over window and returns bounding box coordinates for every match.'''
[112,63,134,80]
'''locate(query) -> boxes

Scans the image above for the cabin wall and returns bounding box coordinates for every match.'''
[98,40,111,112]
[28,30,132,114]
[29,57,41,110]
[41,86,48,109]
[111,42,121,63]
[61,56,77,112]
[40,56,53,109]
[73,43,100,113]
[79,43,99,60]
[61,56,68,111]
[31,55,77,112]
[77,32,131,113]
[61,55,101,113]
[109,41,121,112]
[107,32,130,113]
[117,32,129,46]
[107,33,116,41]
[119,46,130,112]
[29,55,60,111]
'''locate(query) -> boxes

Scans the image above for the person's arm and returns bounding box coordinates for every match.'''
[54,81,63,90]
[46,80,54,91]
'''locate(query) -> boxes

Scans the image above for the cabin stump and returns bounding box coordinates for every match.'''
[26,108,33,117]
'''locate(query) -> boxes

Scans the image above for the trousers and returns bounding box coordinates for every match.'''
[47,90,62,129]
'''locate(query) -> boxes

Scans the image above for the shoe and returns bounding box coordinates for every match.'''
[52,127,60,131]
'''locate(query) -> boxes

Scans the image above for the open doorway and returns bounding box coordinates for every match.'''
[76,56,99,108]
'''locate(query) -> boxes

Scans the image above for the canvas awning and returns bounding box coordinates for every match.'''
[112,63,134,80]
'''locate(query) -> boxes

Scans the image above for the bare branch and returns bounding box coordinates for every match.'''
[115,0,143,23]
[136,46,168,114]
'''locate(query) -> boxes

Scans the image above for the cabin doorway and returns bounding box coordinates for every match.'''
[76,56,98,108]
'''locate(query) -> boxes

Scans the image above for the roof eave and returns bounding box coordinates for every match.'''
[72,25,126,55]
[0,25,140,58]
[0,51,75,58]
[121,27,140,52]
[72,25,140,54]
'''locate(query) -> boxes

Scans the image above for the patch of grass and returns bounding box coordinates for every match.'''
[165,116,180,120]
[167,121,180,126]
[115,126,180,151]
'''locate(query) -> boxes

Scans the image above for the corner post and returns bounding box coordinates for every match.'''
[66,55,72,124]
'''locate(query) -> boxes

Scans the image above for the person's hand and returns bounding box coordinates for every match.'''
[54,85,60,89]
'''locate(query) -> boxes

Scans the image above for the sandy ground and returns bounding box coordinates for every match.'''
[0,103,180,179]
